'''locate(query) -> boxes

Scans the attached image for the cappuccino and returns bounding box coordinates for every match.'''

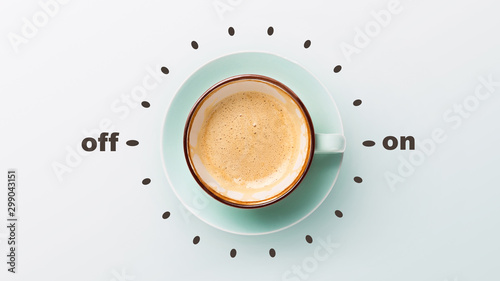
[193,90,309,202]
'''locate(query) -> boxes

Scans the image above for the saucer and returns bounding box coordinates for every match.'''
[161,52,344,235]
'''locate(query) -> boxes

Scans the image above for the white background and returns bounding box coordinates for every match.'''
[1,0,500,280]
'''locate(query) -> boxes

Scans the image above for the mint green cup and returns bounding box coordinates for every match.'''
[183,74,345,208]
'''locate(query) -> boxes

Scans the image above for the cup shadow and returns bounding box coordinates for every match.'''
[206,154,343,233]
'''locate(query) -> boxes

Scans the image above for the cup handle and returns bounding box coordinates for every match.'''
[314,133,346,154]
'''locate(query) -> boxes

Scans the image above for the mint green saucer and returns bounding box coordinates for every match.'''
[161,52,344,235]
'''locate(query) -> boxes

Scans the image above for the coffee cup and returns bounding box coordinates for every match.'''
[183,74,345,208]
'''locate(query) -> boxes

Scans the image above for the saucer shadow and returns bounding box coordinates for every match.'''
[208,154,342,234]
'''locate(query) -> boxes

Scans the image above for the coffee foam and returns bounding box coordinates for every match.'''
[191,89,309,203]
